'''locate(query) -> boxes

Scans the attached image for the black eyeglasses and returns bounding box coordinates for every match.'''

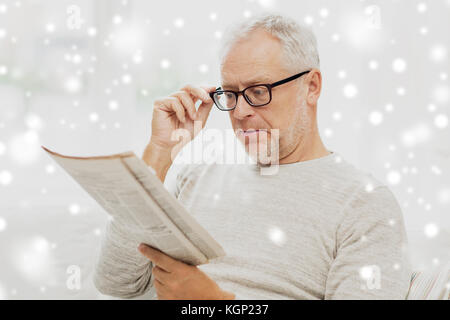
[210,70,311,111]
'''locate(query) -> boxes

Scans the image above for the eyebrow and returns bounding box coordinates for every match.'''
[221,77,273,89]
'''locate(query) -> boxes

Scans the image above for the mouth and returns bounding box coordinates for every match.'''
[242,130,259,137]
[237,129,269,138]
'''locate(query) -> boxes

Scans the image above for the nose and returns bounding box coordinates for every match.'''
[231,95,256,120]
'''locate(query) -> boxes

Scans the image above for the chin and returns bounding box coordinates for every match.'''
[245,141,280,165]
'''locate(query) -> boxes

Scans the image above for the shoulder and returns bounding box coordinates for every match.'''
[327,153,405,231]
[314,152,389,210]
[336,182,406,248]
[337,156,402,224]
[344,185,403,223]
[331,153,387,192]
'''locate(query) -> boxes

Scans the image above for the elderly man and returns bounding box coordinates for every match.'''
[94,14,412,300]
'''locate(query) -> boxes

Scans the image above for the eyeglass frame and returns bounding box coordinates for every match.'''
[209,70,311,111]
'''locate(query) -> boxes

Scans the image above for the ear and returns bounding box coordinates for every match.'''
[305,69,322,106]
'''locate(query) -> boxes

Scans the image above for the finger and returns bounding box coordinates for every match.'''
[154,98,186,123]
[154,278,165,289]
[154,279,168,298]
[167,97,186,124]
[182,84,213,104]
[200,86,217,99]
[153,98,172,112]
[197,101,214,127]
[196,86,216,125]
[201,86,218,92]
[138,244,178,272]
[171,91,196,120]
[152,265,171,284]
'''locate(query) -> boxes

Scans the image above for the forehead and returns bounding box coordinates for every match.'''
[220,29,285,87]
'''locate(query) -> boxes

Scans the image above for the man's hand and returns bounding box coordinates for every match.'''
[150,84,216,151]
[142,84,216,182]
[138,243,235,300]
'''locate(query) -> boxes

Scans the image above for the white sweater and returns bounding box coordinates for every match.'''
[93,150,412,299]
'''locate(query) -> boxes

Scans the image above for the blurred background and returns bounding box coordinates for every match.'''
[0,0,449,299]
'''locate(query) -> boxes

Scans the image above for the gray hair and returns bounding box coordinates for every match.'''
[220,13,320,73]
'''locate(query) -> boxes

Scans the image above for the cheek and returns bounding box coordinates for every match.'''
[263,106,290,131]
[267,105,301,144]
[268,92,299,126]
[257,109,277,129]
[229,114,237,129]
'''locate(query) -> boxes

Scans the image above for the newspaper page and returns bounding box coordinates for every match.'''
[42,146,224,266]
[122,156,226,260]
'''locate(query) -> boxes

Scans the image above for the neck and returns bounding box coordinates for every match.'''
[278,125,330,165]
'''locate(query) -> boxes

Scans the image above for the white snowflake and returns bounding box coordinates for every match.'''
[343,84,358,98]
[45,23,55,33]
[434,114,449,129]
[268,226,286,246]
[160,59,171,69]
[0,65,7,75]
[89,112,99,123]
[424,223,439,238]
[209,12,217,21]
[417,3,427,13]
[319,8,329,18]
[121,74,132,84]
[112,15,122,25]
[45,164,55,174]
[430,45,448,62]
[87,27,97,37]
[68,204,80,215]
[369,111,384,126]
[368,60,379,70]
[386,170,402,185]
[392,58,407,73]
[198,64,209,74]
[0,141,5,155]
[108,100,119,111]
[173,18,184,28]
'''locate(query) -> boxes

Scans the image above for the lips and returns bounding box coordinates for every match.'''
[240,129,268,133]
[242,130,258,137]
[237,129,269,137]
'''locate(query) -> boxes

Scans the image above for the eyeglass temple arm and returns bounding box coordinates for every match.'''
[270,70,311,88]
[210,70,311,95]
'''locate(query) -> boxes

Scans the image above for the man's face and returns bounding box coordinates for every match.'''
[220,29,312,163]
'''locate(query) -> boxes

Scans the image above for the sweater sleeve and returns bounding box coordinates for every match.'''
[325,185,412,300]
[93,217,154,298]
[92,164,190,298]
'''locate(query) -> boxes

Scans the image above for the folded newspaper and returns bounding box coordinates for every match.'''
[42,146,226,266]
